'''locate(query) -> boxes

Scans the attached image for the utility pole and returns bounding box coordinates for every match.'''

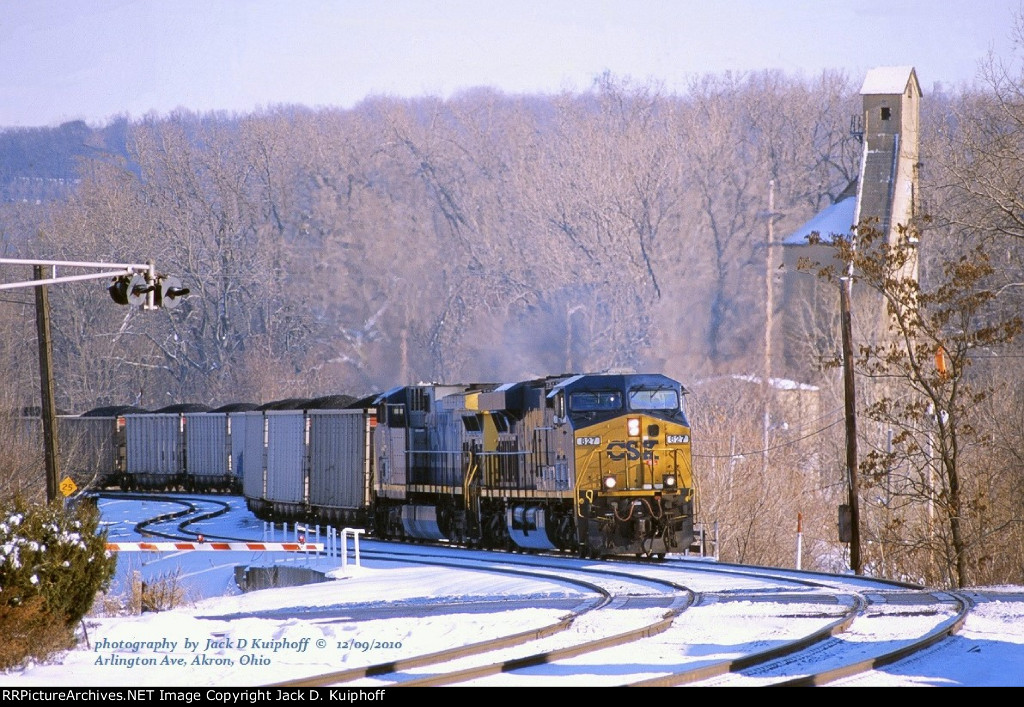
[34,265,61,504]
[840,262,862,574]
[763,180,776,470]
[1,257,188,504]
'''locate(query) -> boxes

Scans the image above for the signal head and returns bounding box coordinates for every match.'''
[108,273,150,306]
[155,275,190,309]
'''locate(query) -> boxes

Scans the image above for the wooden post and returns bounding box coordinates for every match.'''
[840,273,862,574]
[34,265,61,504]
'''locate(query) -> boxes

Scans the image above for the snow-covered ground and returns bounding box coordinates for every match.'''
[3,495,1023,687]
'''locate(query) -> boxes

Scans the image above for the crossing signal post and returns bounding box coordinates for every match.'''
[33,265,61,504]
[0,257,190,502]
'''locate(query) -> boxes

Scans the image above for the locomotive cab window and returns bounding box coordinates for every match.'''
[628,388,679,411]
[553,392,566,422]
[387,404,407,428]
[462,414,483,432]
[569,391,622,412]
[490,412,510,433]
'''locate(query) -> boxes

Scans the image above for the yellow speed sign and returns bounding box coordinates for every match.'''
[59,476,78,497]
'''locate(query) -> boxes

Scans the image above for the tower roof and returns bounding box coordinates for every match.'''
[781,193,857,246]
[860,66,921,96]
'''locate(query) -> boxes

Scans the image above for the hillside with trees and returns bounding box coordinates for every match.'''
[2,49,1023,588]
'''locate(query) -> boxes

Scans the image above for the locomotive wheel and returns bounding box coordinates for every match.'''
[579,541,600,560]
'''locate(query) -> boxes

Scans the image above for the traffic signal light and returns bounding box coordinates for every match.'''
[109,271,188,309]
[108,273,152,306]
[154,275,190,309]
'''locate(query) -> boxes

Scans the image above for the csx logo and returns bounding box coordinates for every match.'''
[606,439,657,461]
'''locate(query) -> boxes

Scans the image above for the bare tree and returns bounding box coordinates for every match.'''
[525,76,692,372]
[805,223,1021,587]
[32,154,169,411]
[679,71,859,371]
[125,111,323,404]
[690,377,840,570]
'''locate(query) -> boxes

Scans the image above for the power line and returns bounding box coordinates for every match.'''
[694,415,845,459]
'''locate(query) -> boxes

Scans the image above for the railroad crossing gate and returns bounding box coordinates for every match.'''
[106,541,324,552]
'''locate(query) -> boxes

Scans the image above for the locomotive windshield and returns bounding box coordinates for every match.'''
[628,388,679,411]
[569,391,622,412]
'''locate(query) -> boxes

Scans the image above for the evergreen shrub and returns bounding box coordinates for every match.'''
[0,497,116,669]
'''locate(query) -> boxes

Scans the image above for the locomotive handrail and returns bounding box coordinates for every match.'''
[462,450,479,511]
[574,446,607,519]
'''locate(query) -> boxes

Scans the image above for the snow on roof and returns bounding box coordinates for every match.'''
[860,65,918,95]
[547,374,584,397]
[693,373,820,392]
[730,374,820,391]
[781,193,857,245]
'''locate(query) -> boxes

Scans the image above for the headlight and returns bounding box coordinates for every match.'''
[603,475,617,490]
[627,417,641,437]
[663,474,677,488]
[666,434,689,444]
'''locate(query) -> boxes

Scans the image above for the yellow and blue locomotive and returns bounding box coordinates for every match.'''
[371,372,695,558]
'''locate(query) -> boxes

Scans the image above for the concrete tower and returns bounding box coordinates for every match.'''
[778,66,922,379]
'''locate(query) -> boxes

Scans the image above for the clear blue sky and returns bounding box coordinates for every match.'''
[1,0,1021,128]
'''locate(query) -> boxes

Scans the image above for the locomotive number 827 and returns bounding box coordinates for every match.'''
[367,372,695,559]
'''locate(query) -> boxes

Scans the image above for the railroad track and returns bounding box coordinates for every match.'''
[640,587,970,686]
[330,563,969,687]
[99,493,980,687]
[269,558,694,688]
[97,491,235,540]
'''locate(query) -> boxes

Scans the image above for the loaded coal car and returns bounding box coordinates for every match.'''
[241,398,313,522]
[16,405,153,492]
[242,395,379,527]
[305,395,377,528]
[60,412,126,490]
[120,403,210,491]
[29,406,137,490]
[182,403,260,493]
